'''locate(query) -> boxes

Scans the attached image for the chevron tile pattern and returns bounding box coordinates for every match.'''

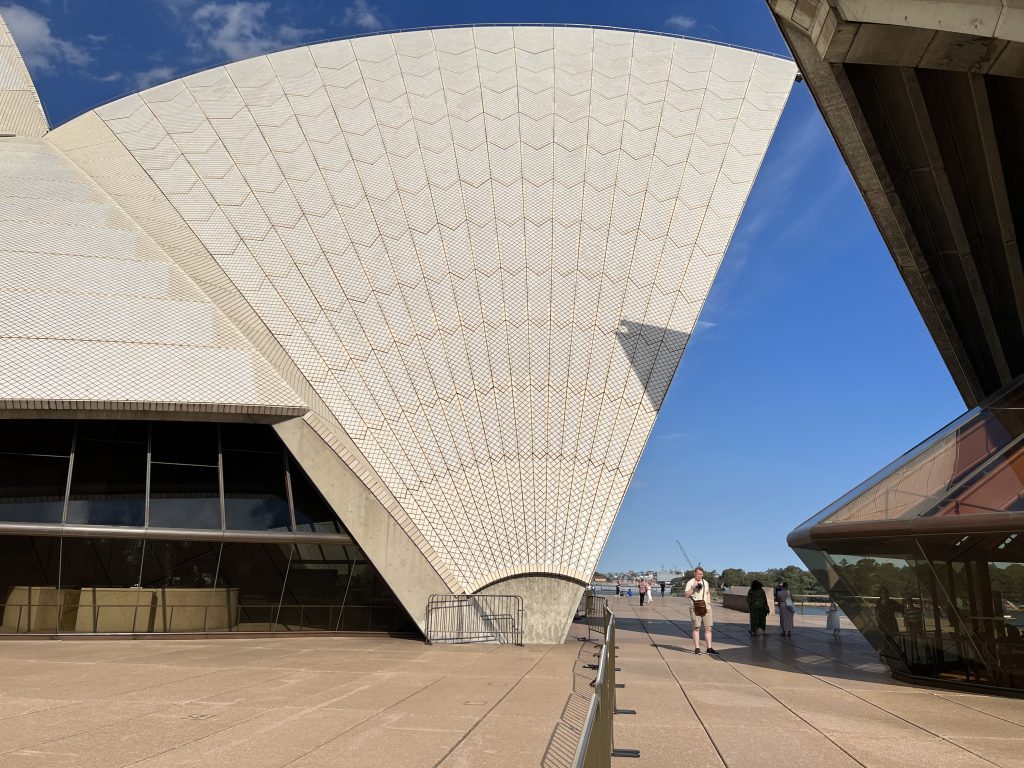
[6,26,794,593]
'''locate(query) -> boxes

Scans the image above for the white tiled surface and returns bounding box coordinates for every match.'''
[0,137,305,414]
[0,13,47,137]
[75,28,790,591]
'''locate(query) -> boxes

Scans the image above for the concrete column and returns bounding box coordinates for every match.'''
[476,574,586,645]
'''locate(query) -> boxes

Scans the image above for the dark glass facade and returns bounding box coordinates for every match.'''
[0,419,416,636]
[791,382,1024,695]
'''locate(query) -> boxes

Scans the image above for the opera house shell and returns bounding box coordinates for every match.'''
[0,17,795,641]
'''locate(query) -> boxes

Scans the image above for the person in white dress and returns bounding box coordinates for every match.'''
[826,600,841,635]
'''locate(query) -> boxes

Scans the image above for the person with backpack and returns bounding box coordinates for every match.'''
[684,567,718,655]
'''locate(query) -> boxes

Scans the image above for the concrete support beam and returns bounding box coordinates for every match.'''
[273,416,452,635]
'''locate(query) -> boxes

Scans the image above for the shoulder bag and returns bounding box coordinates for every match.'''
[691,582,708,616]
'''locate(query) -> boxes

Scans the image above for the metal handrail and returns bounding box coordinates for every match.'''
[0,599,378,634]
[572,600,639,767]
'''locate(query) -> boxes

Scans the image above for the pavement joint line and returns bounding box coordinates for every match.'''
[930,691,1024,729]
[432,644,562,767]
[0,664,298,758]
[277,645,510,768]
[121,675,388,767]
[620,600,727,767]
[643,601,1008,768]
[0,642,375,760]
[643,605,870,768]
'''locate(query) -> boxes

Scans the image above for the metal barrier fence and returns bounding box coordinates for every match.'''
[424,594,524,645]
[584,591,607,641]
[572,600,639,767]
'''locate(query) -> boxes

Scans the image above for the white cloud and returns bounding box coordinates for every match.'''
[134,66,175,89]
[191,2,315,61]
[0,3,91,71]
[665,15,697,32]
[342,0,383,31]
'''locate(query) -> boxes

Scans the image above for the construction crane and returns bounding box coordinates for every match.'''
[676,540,701,572]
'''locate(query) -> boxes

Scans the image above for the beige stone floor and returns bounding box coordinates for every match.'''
[0,599,1021,767]
[606,596,1024,768]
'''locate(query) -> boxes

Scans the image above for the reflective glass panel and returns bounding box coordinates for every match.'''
[279,542,353,631]
[0,420,73,456]
[220,423,280,453]
[216,542,291,631]
[149,463,221,529]
[139,539,224,631]
[66,422,146,526]
[0,452,68,523]
[0,535,61,634]
[289,459,343,534]
[58,537,148,633]
[151,421,217,465]
[223,449,290,531]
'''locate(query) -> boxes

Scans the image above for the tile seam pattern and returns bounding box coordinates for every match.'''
[6,25,797,599]
[635,602,1010,768]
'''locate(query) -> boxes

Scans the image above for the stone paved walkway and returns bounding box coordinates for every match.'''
[602,596,1024,768]
[1,599,1022,767]
[0,633,586,768]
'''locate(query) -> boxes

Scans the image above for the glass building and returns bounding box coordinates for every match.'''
[0,420,415,636]
[791,382,1024,695]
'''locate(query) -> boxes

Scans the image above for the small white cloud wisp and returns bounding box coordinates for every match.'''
[0,3,91,71]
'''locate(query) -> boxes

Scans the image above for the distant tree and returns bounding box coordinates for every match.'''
[720,568,748,586]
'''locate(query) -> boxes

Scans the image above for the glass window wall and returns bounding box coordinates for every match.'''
[0,421,73,524]
[0,420,411,637]
[0,534,414,636]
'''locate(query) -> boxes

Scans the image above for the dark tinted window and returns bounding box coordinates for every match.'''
[0,535,61,633]
[223,450,290,531]
[0,420,73,456]
[0,453,68,523]
[149,463,221,529]
[289,459,343,534]
[220,423,280,453]
[151,421,217,465]
[66,423,146,526]
[217,542,291,631]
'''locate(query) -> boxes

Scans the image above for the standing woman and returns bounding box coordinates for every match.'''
[827,599,841,636]
[778,581,795,637]
[747,580,770,637]
[638,579,648,606]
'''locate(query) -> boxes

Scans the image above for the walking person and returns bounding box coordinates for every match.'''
[616,582,621,598]
[827,599,841,636]
[639,578,648,606]
[778,581,795,637]
[685,567,718,655]
[747,580,770,638]
[660,581,666,598]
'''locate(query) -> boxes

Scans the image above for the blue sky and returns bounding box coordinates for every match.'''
[2,1,966,573]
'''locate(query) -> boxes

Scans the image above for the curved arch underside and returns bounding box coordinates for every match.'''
[43,27,795,593]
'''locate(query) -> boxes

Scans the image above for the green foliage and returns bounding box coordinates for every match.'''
[718,565,826,594]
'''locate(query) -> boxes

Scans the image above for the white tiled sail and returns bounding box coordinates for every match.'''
[52,27,793,592]
[0,13,47,137]
[0,137,305,415]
